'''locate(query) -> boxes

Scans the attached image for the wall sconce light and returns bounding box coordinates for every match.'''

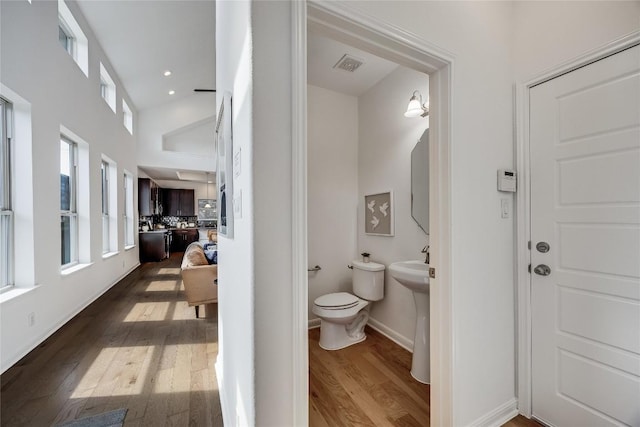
[404,90,429,118]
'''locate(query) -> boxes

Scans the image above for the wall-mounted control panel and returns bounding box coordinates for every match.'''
[497,169,517,192]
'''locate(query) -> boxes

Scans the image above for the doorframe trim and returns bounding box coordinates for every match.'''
[515,29,640,418]
[294,1,455,425]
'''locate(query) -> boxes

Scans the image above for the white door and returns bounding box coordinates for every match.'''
[530,44,640,427]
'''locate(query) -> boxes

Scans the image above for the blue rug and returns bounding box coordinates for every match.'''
[57,408,128,427]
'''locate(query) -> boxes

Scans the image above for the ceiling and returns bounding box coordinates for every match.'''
[307,33,399,96]
[76,0,215,112]
[74,2,398,184]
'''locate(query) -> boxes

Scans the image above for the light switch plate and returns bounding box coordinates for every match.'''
[501,198,510,219]
[234,190,242,219]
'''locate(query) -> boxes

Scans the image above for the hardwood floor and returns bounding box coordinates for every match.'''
[309,327,543,427]
[308,326,430,427]
[0,254,222,426]
[1,253,543,427]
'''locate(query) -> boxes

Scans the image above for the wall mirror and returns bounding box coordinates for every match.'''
[411,128,429,234]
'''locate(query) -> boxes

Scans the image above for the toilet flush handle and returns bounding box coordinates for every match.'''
[347,265,353,269]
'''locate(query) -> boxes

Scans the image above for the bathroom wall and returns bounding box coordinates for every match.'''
[307,85,359,324]
[357,67,430,348]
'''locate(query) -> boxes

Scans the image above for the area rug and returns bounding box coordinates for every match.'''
[57,408,128,427]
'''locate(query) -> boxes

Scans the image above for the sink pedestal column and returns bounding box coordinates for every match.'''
[411,292,430,384]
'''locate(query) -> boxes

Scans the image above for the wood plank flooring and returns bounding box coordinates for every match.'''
[309,327,430,427]
[1,253,543,427]
[0,254,222,426]
[309,327,543,427]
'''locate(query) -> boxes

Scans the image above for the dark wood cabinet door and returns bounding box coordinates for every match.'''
[139,232,168,262]
[170,229,199,252]
[163,189,195,216]
[138,178,152,216]
[180,190,195,216]
[164,189,181,216]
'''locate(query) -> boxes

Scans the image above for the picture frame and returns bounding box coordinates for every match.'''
[364,191,394,236]
[216,92,234,238]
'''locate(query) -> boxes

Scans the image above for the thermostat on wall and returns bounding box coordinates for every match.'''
[497,169,517,192]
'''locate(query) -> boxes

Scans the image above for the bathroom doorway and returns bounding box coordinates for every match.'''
[292,3,454,425]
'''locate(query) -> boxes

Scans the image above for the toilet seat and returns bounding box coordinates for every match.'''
[314,292,359,310]
[312,292,369,320]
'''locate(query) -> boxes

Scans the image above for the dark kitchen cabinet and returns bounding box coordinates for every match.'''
[163,189,195,216]
[139,231,170,262]
[138,178,162,216]
[170,229,198,252]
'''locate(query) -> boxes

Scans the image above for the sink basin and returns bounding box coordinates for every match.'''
[389,260,429,293]
[389,260,431,384]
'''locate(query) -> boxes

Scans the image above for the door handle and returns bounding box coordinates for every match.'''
[533,264,551,276]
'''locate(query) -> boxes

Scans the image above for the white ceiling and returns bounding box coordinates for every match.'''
[307,33,399,96]
[74,3,398,184]
[76,0,215,112]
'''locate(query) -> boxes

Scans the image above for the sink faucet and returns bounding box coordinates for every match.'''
[421,245,430,264]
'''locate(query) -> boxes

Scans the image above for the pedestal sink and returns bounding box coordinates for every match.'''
[389,260,430,384]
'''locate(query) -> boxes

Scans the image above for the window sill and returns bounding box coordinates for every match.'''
[124,245,136,251]
[102,251,119,260]
[0,285,40,305]
[61,262,93,276]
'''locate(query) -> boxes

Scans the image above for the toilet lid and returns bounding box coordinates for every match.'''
[314,292,359,309]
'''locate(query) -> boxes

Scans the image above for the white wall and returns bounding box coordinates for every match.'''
[137,93,216,173]
[314,2,518,426]
[215,1,255,426]
[357,67,429,348]
[217,1,297,425]
[307,85,359,323]
[215,1,640,426]
[513,1,640,82]
[0,0,139,372]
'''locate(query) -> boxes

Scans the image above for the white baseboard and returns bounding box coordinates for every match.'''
[307,318,320,329]
[366,317,414,353]
[468,398,518,427]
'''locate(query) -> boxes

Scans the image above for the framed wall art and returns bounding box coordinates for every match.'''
[216,92,234,238]
[364,191,394,236]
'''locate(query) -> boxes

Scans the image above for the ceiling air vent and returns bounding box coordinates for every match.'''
[333,54,364,73]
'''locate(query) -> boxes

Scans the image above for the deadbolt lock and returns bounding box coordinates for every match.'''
[536,242,550,253]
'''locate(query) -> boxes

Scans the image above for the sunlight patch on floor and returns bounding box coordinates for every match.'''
[72,346,155,398]
[145,280,179,292]
[169,300,191,320]
[122,302,169,322]
[156,267,181,275]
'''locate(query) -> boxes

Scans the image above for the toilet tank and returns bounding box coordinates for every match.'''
[352,260,385,301]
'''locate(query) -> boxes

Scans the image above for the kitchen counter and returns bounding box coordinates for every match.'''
[139,229,169,233]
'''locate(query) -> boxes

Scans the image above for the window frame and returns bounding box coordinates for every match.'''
[101,160,109,254]
[124,171,134,247]
[60,136,78,269]
[1,97,14,290]
[58,18,75,57]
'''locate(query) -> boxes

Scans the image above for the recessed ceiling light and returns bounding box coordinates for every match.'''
[163,70,172,77]
[168,90,175,95]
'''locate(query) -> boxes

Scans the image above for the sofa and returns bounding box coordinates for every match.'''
[181,242,218,318]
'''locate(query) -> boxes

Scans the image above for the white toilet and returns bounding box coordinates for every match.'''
[312,260,385,350]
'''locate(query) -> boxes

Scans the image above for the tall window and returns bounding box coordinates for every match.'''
[1,98,13,289]
[124,172,134,247]
[101,160,109,254]
[60,137,77,268]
